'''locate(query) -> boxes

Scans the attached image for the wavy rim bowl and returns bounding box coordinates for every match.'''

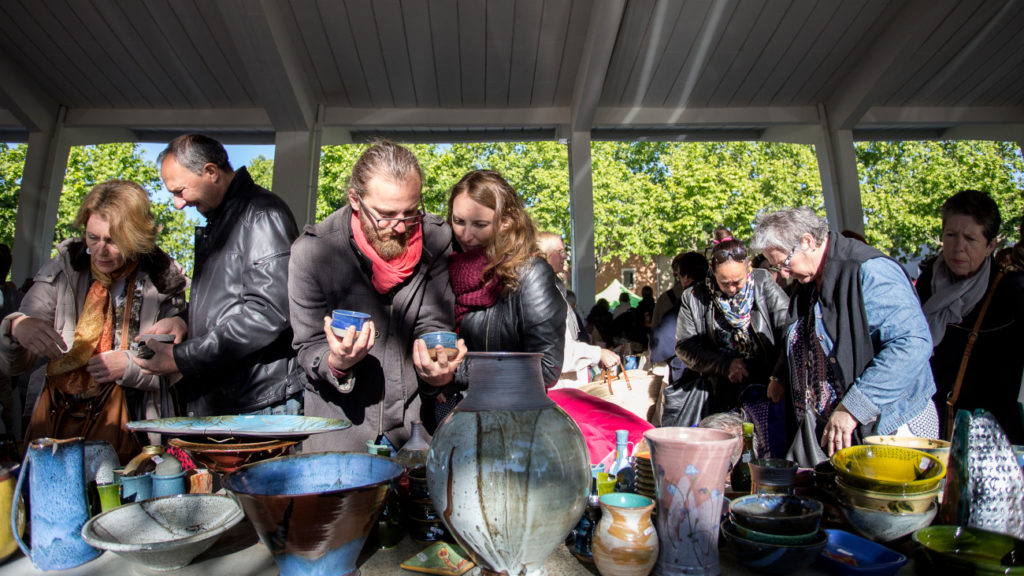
[830,445,945,494]
[81,493,244,553]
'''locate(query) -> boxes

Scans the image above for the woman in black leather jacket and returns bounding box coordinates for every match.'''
[667,239,790,429]
[436,170,566,420]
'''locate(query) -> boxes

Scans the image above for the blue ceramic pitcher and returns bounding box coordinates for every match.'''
[12,437,101,571]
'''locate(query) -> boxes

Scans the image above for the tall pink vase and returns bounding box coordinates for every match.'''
[644,427,739,576]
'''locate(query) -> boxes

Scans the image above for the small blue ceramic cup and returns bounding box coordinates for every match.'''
[151,470,187,498]
[418,331,458,360]
[120,472,153,503]
[331,310,371,338]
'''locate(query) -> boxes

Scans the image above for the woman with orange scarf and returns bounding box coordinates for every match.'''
[0,180,187,463]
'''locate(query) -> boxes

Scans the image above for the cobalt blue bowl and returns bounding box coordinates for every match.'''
[815,529,907,576]
[222,452,402,576]
[331,310,371,337]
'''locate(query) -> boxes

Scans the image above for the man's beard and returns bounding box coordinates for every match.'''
[360,210,415,261]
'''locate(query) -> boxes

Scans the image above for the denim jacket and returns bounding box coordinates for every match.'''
[787,257,935,434]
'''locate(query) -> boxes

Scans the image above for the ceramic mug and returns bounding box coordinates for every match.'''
[152,471,187,498]
[120,472,153,503]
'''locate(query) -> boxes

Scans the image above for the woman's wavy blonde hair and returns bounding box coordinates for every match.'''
[448,170,537,291]
[74,180,158,262]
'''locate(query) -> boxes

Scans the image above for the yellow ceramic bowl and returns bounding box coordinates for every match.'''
[863,436,950,470]
[836,477,940,513]
[831,445,945,494]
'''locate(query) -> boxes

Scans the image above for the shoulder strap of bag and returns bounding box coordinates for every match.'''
[945,270,1005,438]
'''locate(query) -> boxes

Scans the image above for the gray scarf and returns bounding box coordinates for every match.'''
[922,252,990,346]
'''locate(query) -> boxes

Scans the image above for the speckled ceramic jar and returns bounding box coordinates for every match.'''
[644,427,739,576]
[427,352,590,576]
[592,493,658,576]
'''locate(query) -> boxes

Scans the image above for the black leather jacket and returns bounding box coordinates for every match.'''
[457,258,566,387]
[173,168,306,414]
[674,268,790,410]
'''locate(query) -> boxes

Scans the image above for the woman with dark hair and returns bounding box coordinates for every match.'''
[668,238,789,430]
[917,190,1024,442]
[752,208,936,466]
[0,180,187,462]
[432,170,566,419]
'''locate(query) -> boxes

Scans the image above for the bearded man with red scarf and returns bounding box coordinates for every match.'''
[289,141,464,452]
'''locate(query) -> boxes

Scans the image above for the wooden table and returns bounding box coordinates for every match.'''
[0,518,919,576]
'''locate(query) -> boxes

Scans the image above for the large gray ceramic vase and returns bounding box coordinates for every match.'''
[427,352,590,576]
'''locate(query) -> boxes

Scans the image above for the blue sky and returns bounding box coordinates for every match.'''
[138,142,276,223]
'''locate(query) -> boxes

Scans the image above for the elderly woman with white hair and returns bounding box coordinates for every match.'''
[751,207,937,466]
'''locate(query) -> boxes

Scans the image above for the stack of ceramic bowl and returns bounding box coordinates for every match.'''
[831,445,944,542]
[402,467,449,544]
[721,494,827,574]
[632,451,656,501]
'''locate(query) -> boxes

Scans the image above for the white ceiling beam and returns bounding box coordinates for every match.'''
[64,108,272,128]
[859,106,1024,126]
[570,0,628,132]
[594,106,820,126]
[824,0,958,130]
[325,107,571,127]
[216,0,315,131]
[0,50,58,132]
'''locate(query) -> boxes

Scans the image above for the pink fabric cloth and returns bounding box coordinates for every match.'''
[549,388,654,466]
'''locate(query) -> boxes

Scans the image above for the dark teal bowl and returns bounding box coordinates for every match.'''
[721,519,828,575]
[729,494,823,536]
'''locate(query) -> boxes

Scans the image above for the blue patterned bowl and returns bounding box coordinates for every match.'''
[222,452,402,576]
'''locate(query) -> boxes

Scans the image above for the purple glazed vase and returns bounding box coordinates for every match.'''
[644,427,739,576]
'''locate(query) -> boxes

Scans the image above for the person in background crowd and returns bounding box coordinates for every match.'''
[135,134,305,418]
[435,170,565,420]
[636,285,655,328]
[0,244,23,435]
[650,251,710,386]
[612,291,632,319]
[536,231,620,383]
[565,290,588,343]
[289,141,462,451]
[668,238,789,428]
[586,299,614,346]
[1,180,187,463]
[652,251,710,328]
[752,207,936,466]
[916,191,1024,443]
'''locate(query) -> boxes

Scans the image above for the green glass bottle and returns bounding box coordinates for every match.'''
[730,422,755,493]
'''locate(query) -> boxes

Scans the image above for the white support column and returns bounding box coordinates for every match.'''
[12,111,71,285]
[568,130,596,315]
[815,104,864,235]
[272,128,322,227]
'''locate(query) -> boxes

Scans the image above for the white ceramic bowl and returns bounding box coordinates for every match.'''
[81,493,244,571]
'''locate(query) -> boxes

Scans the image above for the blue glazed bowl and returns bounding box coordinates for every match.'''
[418,331,458,360]
[331,310,371,337]
[729,494,823,536]
[815,529,907,576]
[222,452,403,576]
[721,519,828,575]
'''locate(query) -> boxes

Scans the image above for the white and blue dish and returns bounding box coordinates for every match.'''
[418,331,458,360]
[81,493,244,571]
[126,415,351,440]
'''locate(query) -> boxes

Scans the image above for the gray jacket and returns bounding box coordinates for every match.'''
[289,205,455,451]
[0,238,187,419]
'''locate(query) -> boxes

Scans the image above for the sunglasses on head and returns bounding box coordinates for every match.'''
[711,245,747,265]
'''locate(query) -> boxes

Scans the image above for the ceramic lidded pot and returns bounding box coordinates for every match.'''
[426,352,590,575]
[644,427,739,576]
[592,492,658,576]
[222,452,403,576]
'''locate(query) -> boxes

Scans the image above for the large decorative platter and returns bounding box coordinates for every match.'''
[127,415,351,439]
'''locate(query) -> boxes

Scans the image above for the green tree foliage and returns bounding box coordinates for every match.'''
[247,155,274,190]
[857,140,1024,260]
[0,143,27,248]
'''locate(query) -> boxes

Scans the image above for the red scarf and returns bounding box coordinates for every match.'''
[449,247,502,329]
[351,212,422,294]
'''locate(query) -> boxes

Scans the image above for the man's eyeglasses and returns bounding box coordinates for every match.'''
[769,245,798,273]
[355,195,424,230]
